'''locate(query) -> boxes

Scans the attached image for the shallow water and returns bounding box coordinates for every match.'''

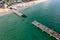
[0,0,60,40]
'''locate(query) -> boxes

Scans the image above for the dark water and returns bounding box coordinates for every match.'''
[0,0,60,40]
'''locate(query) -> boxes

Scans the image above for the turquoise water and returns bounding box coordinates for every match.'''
[0,0,60,40]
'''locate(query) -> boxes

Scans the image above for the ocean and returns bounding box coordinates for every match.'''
[0,0,60,40]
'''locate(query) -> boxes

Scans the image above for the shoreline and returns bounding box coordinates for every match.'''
[0,0,47,16]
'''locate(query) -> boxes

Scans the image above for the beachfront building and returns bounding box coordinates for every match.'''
[8,0,23,3]
[22,0,35,2]
[1,0,23,4]
[2,0,34,3]
[0,0,5,8]
[0,0,23,8]
[7,0,34,3]
[1,0,35,4]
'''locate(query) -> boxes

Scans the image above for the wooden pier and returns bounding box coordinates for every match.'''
[8,6,27,18]
[11,8,27,18]
[32,20,60,40]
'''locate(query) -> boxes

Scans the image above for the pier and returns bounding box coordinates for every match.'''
[8,7,27,18]
[32,20,60,40]
[11,9,27,18]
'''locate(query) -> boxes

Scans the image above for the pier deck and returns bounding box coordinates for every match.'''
[11,9,27,18]
[32,20,60,40]
[7,6,27,18]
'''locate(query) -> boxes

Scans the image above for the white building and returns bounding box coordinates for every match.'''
[9,0,23,3]
[17,0,22,2]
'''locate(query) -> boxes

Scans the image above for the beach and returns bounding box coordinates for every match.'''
[0,0,47,16]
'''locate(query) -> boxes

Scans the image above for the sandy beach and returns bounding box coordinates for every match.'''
[0,0,47,16]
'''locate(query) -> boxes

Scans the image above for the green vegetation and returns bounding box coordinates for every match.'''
[22,0,35,2]
[0,0,2,1]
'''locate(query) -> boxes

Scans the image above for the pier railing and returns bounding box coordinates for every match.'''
[32,20,60,40]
